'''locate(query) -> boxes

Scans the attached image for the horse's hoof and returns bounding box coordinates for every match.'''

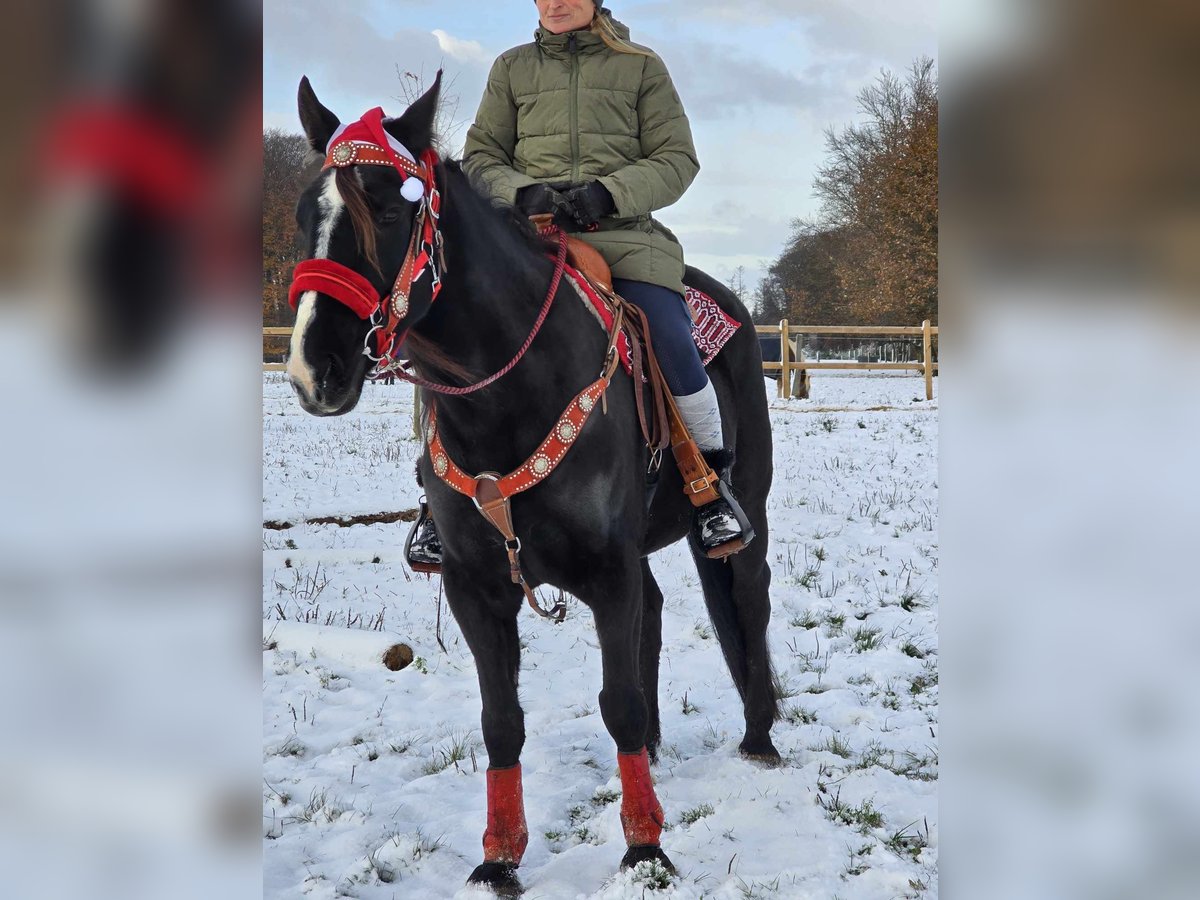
[467,862,523,896]
[738,737,783,767]
[620,844,676,874]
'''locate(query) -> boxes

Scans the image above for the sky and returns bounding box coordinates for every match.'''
[264,0,936,295]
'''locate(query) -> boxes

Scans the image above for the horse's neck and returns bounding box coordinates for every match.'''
[415,176,600,428]
[420,181,592,393]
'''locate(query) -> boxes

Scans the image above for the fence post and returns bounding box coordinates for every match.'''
[793,330,809,399]
[922,319,933,401]
[779,318,790,399]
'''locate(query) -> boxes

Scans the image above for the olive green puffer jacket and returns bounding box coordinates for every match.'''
[463,17,699,295]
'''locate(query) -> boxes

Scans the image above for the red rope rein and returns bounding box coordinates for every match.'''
[392,231,569,395]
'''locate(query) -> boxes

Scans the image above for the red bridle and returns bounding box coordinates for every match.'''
[287,106,444,369]
[287,106,573,395]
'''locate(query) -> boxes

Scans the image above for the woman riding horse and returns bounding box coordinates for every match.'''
[405,0,754,570]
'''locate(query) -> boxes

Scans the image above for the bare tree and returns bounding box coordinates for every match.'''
[394,67,465,156]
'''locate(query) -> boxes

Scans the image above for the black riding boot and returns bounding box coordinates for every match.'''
[404,497,443,574]
[692,449,756,559]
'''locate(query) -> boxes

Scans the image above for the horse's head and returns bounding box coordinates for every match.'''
[286,75,441,415]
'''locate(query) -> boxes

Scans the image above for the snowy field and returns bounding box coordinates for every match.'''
[263,372,939,899]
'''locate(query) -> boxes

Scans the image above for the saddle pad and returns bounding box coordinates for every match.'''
[562,265,740,373]
[684,285,742,366]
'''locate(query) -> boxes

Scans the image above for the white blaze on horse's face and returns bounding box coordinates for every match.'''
[287,170,345,404]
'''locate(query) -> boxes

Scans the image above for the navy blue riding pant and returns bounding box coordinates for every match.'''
[612,278,707,396]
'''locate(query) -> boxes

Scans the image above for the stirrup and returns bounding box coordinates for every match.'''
[693,479,755,559]
[404,497,443,574]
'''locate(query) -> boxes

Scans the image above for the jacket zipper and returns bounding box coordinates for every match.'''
[568,33,579,183]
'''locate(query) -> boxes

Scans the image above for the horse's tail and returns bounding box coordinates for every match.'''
[689,538,781,724]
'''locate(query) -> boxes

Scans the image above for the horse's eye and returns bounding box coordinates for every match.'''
[379,209,402,225]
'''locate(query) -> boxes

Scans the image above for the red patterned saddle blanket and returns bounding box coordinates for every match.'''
[561,265,741,375]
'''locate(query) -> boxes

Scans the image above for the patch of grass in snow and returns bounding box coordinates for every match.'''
[630,859,675,890]
[842,843,874,878]
[905,876,932,897]
[888,748,939,782]
[737,874,782,898]
[592,787,620,807]
[783,704,818,725]
[824,612,846,636]
[881,681,903,711]
[681,691,701,715]
[295,787,353,825]
[420,730,478,775]
[269,736,306,758]
[797,567,821,590]
[790,609,821,630]
[811,732,853,759]
[388,737,415,754]
[678,803,715,825]
[851,626,882,653]
[851,740,889,771]
[900,586,926,611]
[693,620,713,641]
[885,819,931,862]
[818,788,885,832]
[908,661,939,697]
[901,640,927,659]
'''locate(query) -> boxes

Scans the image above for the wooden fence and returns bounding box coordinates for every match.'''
[757,320,938,400]
[263,326,291,371]
[264,319,939,400]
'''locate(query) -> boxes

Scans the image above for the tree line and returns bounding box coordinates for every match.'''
[748,58,938,327]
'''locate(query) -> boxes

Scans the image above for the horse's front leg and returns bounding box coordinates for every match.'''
[588,562,676,875]
[444,569,527,897]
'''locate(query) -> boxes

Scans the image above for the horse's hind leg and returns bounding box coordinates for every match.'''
[689,534,782,764]
[638,559,665,763]
[587,566,675,874]
[444,574,527,897]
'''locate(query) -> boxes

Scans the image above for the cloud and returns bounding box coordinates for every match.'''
[263,0,491,130]
[432,29,491,65]
[660,39,860,121]
[632,0,935,66]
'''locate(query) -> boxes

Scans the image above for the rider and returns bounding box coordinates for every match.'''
[406,0,753,567]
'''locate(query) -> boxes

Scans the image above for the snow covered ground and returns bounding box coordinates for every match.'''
[263,372,938,899]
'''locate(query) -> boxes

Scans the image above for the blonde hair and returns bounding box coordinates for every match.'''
[590,11,654,57]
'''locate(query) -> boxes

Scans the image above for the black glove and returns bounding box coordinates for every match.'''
[514,183,572,219]
[562,181,615,229]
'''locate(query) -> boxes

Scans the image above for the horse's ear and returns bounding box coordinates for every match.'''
[386,70,442,152]
[298,76,341,155]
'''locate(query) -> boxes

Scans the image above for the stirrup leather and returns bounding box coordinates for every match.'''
[663,395,755,559]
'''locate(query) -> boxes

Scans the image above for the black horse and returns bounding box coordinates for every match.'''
[287,76,780,894]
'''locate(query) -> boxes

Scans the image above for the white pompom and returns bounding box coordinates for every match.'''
[400,178,424,202]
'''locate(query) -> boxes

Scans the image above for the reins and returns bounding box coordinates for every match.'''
[387,230,569,395]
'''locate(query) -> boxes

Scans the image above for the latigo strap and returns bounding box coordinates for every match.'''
[664,393,721,507]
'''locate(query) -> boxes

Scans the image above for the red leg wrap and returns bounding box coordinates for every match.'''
[617,748,664,847]
[482,764,529,864]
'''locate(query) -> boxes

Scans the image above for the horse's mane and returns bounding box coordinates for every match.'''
[399,159,555,386]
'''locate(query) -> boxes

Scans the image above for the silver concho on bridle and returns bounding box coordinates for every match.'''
[329,142,356,166]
